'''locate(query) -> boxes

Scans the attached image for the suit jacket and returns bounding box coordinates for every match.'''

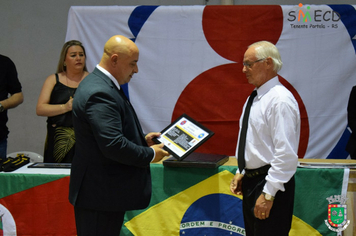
[346,86,356,157]
[69,67,154,212]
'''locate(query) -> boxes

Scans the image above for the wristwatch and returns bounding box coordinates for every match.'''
[262,192,275,201]
[0,103,4,112]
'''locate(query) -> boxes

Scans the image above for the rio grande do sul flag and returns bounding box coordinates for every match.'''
[65,5,356,160]
[0,175,76,236]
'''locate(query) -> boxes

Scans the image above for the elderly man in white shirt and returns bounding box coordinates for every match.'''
[230,41,300,236]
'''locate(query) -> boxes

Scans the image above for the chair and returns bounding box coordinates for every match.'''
[7,151,44,163]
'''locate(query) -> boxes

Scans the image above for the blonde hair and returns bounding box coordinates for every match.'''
[56,40,88,73]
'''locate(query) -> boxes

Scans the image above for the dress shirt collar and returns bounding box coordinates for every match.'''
[96,64,121,90]
[256,76,279,99]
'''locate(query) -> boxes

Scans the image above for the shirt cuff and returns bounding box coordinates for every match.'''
[150,147,156,162]
[263,181,279,197]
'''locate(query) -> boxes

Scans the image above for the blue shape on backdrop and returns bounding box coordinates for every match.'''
[120,6,158,100]
[122,6,159,100]
[325,5,355,159]
[129,6,159,40]
[326,127,351,159]
[329,5,356,54]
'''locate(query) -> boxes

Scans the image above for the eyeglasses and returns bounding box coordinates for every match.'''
[243,58,266,68]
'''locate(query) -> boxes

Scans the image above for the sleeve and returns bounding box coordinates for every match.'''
[5,57,22,95]
[85,91,154,167]
[263,99,300,196]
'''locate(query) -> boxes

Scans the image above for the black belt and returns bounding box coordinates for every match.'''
[244,164,271,178]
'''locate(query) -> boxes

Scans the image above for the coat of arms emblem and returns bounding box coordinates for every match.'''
[324,195,350,233]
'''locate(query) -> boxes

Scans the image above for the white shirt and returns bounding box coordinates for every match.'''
[96,64,121,90]
[236,77,300,196]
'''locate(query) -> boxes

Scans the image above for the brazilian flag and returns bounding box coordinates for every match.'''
[120,164,347,236]
[0,164,348,235]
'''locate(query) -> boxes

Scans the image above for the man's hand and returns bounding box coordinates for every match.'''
[230,173,244,195]
[254,194,273,220]
[145,132,161,146]
[151,143,169,162]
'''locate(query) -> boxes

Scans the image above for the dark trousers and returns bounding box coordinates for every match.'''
[0,138,7,158]
[74,206,125,236]
[242,174,295,236]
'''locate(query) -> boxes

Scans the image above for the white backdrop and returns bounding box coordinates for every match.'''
[65,5,356,159]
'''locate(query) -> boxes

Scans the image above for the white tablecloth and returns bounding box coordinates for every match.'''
[1,163,70,175]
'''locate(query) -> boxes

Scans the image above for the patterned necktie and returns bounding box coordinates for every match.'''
[238,90,257,173]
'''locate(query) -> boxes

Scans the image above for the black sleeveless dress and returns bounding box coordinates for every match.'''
[44,74,76,163]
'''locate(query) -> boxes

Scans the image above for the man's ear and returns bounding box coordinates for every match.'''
[111,54,118,66]
[266,57,273,69]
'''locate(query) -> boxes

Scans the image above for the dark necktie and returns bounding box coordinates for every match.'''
[238,90,257,173]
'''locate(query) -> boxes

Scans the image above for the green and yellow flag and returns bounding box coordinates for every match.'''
[0,165,348,236]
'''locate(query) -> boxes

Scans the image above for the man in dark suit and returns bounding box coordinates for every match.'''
[346,86,356,159]
[69,35,169,235]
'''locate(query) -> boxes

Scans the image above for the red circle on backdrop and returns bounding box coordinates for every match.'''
[172,6,309,158]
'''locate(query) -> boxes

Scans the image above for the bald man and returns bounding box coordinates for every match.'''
[69,35,169,235]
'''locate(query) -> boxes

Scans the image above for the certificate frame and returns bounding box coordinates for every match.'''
[153,114,214,161]
[28,163,72,169]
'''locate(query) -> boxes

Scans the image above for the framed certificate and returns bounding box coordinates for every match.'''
[28,163,71,169]
[153,114,214,161]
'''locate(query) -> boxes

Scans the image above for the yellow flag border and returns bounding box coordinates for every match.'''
[125,170,321,236]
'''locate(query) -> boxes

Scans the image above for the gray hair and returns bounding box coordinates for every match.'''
[249,41,283,72]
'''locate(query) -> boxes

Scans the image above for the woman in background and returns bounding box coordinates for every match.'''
[36,40,89,163]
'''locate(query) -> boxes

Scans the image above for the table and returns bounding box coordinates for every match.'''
[0,158,355,236]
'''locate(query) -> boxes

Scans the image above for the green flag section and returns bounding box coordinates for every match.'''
[124,170,325,236]
[0,176,76,236]
[293,168,347,236]
[0,173,67,199]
